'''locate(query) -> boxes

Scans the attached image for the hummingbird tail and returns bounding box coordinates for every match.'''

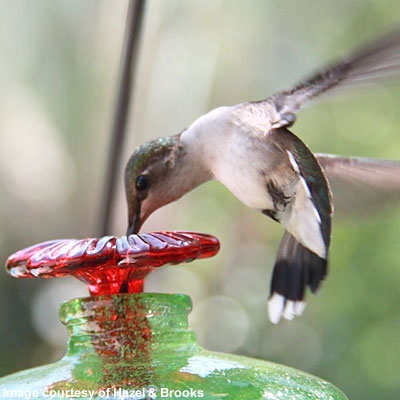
[268,232,328,324]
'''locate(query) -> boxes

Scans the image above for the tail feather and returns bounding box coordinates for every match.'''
[268,231,327,324]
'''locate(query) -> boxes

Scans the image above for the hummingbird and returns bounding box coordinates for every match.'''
[125,28,400,323]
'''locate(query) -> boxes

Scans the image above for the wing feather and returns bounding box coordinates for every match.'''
[264,27,400,127]
[317,154,400,215]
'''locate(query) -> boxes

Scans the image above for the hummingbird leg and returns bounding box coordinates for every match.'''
[263,181,292,223]
[266,181,292,211]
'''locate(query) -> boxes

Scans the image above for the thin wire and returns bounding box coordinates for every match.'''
[99,0,146,236]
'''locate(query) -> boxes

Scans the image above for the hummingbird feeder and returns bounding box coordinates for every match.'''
[6,231,219,295]
[0,231,348,399]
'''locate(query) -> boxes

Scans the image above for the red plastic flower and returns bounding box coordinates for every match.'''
[6,232,220,295]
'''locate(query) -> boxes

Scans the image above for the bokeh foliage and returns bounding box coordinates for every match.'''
[1,1,400,399]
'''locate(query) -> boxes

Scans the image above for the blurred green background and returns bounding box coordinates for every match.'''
[1,1,400,399]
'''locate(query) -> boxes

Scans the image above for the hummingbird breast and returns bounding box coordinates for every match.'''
[181,105,297,213]
[212,130,297,212]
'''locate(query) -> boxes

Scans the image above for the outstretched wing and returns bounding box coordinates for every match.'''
[316,154,400,215]
[264,27,400,128]
[268,129,333,323]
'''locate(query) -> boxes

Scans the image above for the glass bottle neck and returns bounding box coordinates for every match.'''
[59,293,199,362]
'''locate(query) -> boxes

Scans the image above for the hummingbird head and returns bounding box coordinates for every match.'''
[124,136,181,234]
[125,134,208,235]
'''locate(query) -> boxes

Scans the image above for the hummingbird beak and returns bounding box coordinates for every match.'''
[127,199,143,235]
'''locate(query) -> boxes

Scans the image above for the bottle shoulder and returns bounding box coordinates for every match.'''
[156,349,348,400]
[0,359,71,397]
[0,350,347,400]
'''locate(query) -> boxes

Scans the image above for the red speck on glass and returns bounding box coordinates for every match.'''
[6,232,220,295]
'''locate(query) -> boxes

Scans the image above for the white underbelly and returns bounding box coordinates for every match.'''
[182,106,276,211]
[213,158,273,211]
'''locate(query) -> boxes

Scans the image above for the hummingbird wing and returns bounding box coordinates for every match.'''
[267,129,333,323]
[264,27,400,129]
[316,154,400,215]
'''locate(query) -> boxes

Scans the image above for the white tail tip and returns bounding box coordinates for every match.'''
[268,295,307,324]
[268,294,285,324]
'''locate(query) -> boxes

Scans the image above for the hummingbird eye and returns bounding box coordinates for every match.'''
[135,175,149,191]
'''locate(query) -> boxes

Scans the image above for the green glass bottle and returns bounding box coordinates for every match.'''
[0,293,347,400]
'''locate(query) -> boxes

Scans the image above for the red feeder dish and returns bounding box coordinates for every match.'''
[6,232,220,295]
